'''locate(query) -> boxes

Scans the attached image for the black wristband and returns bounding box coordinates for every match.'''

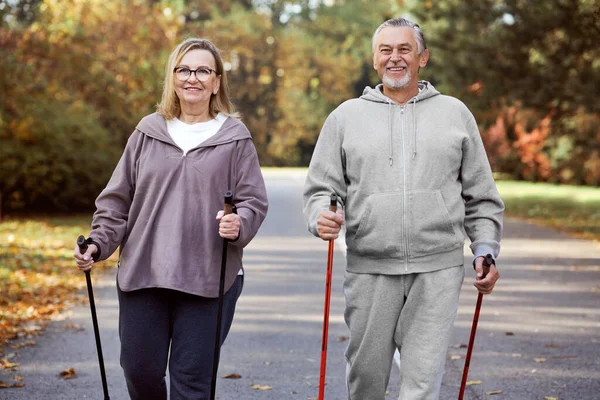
[86,238,102,262]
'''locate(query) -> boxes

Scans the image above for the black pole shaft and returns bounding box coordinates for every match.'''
[85,271,110,400]
[210,191,234,400]
[77,236,110,400]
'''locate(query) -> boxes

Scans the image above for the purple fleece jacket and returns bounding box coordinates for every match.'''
[89,113,268,297]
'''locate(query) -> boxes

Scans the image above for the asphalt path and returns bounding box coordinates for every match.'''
[1,169,599,399]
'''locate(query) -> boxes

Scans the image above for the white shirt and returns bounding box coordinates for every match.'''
[167,113,227,155]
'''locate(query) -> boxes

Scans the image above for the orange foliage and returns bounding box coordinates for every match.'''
[484,114,512,171]
[483,105,554,181]
[513,112,552,181]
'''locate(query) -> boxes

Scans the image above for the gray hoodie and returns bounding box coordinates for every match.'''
[89,113,268,297]
[303,82,504,274]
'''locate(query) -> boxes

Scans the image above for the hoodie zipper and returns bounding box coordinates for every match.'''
[400,105,409,273]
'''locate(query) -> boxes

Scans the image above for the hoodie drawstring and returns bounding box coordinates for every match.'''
[412,97,418,159]
[388,100,393,166]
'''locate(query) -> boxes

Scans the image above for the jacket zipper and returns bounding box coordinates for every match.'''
[400,105,409,272]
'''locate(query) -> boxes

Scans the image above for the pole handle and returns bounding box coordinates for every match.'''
[329,193,337,213]
[483,254,495,267]
[480,254,495,279]
[224,190,233,215]
[77,235,88,254]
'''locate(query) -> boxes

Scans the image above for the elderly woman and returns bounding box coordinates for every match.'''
[73,38,268,399]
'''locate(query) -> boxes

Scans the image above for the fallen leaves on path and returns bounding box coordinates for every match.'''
[466,380,482,386]
[221,373,242,379]
[0,374,24,389]
[251,384,272,390]
[0,379,24,389]
[0,359,19,370]
[545,397,559,400]
[59,367,76,379]
[486,390,503,395]
[534,357,547,363]
[0,218,117,354]
[10,340,36,349]
[64,323,85,332]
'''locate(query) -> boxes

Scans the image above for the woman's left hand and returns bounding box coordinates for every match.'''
[216,211,241,240]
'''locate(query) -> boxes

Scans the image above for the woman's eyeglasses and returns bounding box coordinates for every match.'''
[173,67,218,82]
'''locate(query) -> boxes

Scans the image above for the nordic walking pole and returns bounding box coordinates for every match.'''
[318,193,337,400]
[210,190,234,400]
[458,254,495,400]
[77,235,110,400]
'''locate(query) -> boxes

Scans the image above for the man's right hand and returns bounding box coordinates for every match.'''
[317,209,345,241]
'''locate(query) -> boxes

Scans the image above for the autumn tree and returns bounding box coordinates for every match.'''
[0,0,183,214]
[408,0,600,184]
[2,0,598,215]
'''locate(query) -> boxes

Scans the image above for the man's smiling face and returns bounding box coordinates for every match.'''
[373,26,428,90]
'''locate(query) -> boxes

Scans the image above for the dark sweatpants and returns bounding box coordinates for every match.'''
[117,275,243,400]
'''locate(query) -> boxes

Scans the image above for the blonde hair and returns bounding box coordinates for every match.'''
[157,38,239,120]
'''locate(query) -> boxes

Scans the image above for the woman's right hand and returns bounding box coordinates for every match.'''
[73,243,98,272]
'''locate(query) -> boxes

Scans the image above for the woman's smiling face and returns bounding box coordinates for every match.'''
[174,49,221,110]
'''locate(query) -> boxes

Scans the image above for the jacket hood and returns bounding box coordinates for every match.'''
[360,81,440,104]
[359,81,440,164]
[136,113,251,146]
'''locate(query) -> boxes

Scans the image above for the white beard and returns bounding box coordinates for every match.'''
[383,69,412,89]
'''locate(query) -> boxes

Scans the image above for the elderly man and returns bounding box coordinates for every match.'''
[303,17,504,399]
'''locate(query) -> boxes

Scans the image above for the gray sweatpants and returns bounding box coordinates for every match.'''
[344,266,465,400]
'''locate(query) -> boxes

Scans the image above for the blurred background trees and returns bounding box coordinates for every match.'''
[1,0,598,214]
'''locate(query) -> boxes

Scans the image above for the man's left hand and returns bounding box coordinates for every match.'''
[473,256,499,294]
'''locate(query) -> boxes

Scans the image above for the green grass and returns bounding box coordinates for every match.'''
[496,181,600,241]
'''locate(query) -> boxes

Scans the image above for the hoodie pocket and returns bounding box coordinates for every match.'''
[352,192,404,257]
[408,190,461,256]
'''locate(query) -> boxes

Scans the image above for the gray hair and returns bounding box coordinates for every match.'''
[372,17,427,54]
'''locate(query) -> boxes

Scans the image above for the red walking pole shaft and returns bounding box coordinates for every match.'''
[458,292,483,400]
[458,254,495,400]
[318,194,337,400]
